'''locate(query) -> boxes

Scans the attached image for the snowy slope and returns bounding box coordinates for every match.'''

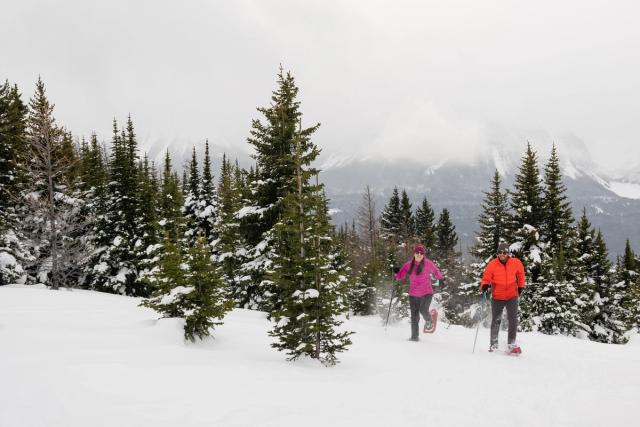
[1,285,638,427]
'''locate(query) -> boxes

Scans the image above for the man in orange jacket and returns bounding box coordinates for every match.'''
[480,242,525,353]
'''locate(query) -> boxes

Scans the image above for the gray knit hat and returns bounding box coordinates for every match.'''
[497,242,510,253]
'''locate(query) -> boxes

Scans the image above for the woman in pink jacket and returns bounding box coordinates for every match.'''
[394,244,444,341]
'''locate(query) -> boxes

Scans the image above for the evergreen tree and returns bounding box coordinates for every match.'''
[21,77,87,289]
[0,80,29,286]
[616,240,638,329]
[380,187,402,241]
[590,230,630,343]
[433,208,467,323]
[414,197,436,255]
[87,117,147,296]
[268,130,352,365]
[471,170,509,265]
[159,150,183,242]
[508,143,545,283]
[142,234,233,342]
[237,67,320,310]
[216,155,246,303]
[574,208,598,333]
[398,189,415,249]
[542,145,574,253]
[183,142,218,248]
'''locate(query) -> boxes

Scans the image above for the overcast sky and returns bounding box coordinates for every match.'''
[3,0,639,171]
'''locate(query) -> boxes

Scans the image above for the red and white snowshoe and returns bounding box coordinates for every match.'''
[423,309,438,333]
[506,344,522,356]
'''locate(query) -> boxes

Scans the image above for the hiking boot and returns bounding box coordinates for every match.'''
[409,336,419,342]
[488,343,499,352]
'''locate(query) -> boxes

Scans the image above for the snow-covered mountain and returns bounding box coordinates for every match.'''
[319,138,640,257]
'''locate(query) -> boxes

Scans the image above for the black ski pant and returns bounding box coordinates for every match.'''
[409,294,433,339]
[490,297,518,346]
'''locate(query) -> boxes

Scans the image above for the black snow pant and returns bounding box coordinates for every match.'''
[409,294,433,339]
[490,297,519,346]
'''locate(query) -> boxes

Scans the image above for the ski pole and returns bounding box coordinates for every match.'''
[472,292,487,354]
[384,274,396,330]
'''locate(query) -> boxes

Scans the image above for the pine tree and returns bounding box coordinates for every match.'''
[414,197,436,255]
[159,150,183,242]
[380,187,402,241]
[142,234,233,342]
[508,143,545,282]
[268,129,352,365]
[616,240,638,329]
[21,77,87,289]
[0,80,29,286]
[349,186,382,315]
[574,208,598,332]
[183,142,218,248]
[216,155,246,303]
[542,145,574,252]
[237,67,321,310]
[590,230,630,343]
[522,145,580,335]
[433,208,467,324]
[471,170,509,265]
[87,117,147,296]
[398,189,415,250]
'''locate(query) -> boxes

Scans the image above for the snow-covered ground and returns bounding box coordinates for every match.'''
[1,285,638,427]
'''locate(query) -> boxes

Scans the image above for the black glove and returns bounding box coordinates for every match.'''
[518,287,523,296]
[481,284,489,294]
[392,266,400,274]
[439,278,445,287]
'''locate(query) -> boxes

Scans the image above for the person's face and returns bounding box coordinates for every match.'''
[414,252,424,261]
[497,250,509,261]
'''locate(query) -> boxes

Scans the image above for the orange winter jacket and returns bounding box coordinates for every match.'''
[480,257,526,300]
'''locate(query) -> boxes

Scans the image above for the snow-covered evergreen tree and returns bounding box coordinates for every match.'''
[20,77,89,288]
[0,80,30,286]
[380,187,401,241]
[237,67,320,310]
[414,197,436,256]
[87,117,149,296]
[524,145,580,335]
[267,124,352,364]
[142,234,233,341]
[589,230,630,343]
[508,143,547,330]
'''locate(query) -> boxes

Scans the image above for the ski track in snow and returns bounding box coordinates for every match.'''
[0,285,638,427]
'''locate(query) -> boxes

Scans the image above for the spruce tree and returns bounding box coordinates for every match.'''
[542,145,574,252]
[159,150,183,242]
[414,197,436,255]
[574,208,598,333]
[380,187,402,241]
[87,117,146,296]
[471,170,509,265]
[216,155,246,303]
[398,189,415,250]
[590,230,630,343]
[350,186,382,315]
[508,143,545,282]
[237,67,320,310]
[268,131,352,365]
[521,145,581,334]
[433,208,467,323]
[0,80,29,286]
[22,77,87,289]
[142,234,233,341]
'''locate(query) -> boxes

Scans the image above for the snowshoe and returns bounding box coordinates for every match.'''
[423,309,438,333]
[506,344,522,356]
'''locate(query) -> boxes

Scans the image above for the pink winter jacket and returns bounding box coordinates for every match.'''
[395,258,444,297]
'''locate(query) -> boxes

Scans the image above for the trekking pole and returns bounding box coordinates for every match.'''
[472,292,487,354]
[384,274,396,330]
